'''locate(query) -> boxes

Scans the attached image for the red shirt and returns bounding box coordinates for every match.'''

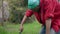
[25,0,60,32]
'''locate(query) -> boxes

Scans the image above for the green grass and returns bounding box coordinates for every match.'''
[0,26,7,34]
[0,21,42,34]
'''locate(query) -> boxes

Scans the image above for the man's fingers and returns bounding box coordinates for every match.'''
[20,27,23,32]
[21,29,23,32]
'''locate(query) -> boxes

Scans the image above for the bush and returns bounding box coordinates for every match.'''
[8,0,35,24]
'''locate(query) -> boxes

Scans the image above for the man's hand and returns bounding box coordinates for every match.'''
[20,25,23,32]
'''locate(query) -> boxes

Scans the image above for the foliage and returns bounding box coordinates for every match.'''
[7,0,34,23]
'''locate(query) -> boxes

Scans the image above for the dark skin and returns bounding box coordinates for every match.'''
[20,6,51,34]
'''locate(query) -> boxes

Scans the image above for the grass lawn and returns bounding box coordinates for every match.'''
[0,26,7,34]
[0,21,42,34]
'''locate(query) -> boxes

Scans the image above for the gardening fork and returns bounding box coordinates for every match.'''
[19,31,22,34]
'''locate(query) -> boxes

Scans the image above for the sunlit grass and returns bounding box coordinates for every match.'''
[0,21,42,34]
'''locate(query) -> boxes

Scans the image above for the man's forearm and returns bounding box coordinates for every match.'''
[20,15,27,25]
[46,19,51,34]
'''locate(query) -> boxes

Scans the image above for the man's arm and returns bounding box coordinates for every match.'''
[20,15,27,25]
[20,15,27,32]
[43,0,57,34]
[20,9,33,32]
[46,18,51,34]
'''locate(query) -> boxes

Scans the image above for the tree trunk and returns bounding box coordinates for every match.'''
[2,0,4,26]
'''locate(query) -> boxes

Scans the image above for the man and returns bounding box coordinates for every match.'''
[20,0,60,34]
